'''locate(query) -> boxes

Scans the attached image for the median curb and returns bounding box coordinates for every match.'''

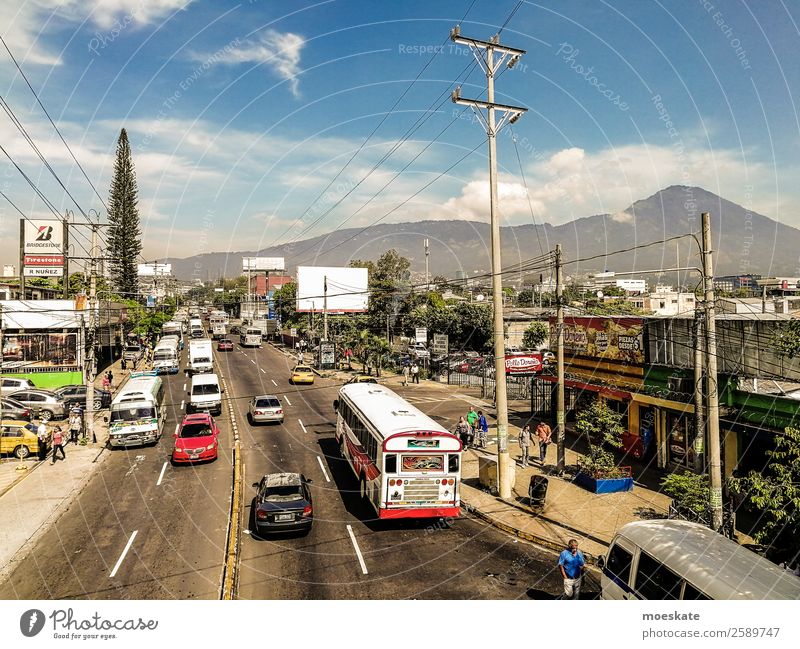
[219,371,242,600]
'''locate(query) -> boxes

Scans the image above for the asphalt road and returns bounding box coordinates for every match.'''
[223,342,586,600]
[0,350,233,600]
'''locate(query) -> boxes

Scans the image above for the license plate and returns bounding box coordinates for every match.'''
[275,513,293,522]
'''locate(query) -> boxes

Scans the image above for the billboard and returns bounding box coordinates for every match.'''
[296,266,368,313]
[23,220,64,254]
[23,266,63,277]
[2,333,80,370]
[137,263,172,276]
[558,317,644,364]
[243,257,285,272]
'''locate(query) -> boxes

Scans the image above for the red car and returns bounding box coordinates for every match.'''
[171,413,220,464]
[217,338,234,351]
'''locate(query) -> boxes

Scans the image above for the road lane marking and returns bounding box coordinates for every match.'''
[283,395,291,406]
[346,525,368,575]
[260,368,266,374]
[180,400,185,410]
[182,383,186,391]
[110,530,138,578]
[251,359,256,365]
[174,423,179,436]
[156,462,168,486]
[298,419,307,434]
[317,456,331,482]
[271,379,277,386]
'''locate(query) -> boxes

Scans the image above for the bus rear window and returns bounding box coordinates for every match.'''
[401,455,443,471]
[384,454,397,473]
[448,454,459,473]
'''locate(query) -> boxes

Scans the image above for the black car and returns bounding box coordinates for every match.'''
[0,397,32,421]
[252,473,313,536]
[53,385,112,410]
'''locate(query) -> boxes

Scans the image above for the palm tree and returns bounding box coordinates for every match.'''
[368,336,391,378]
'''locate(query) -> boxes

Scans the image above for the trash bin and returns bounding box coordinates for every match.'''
[528,475,548,508]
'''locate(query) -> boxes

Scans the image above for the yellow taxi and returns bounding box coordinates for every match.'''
[290,365,315,385]
[0,420,47,459]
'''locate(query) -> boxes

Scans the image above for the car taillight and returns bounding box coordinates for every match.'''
[256,510,267,520]
[254,410,263,415]
[302,505,313,517]
[275,409,283,415]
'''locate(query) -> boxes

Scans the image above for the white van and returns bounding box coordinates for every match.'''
[108,374,165,447]
[188,339,213,375]
[240,327,262,348]
[153,340,180,374]
[599,520,800,600]
[189,318,204,339]
[188,373,223,416]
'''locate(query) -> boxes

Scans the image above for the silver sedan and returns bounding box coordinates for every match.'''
[247,395,284,425]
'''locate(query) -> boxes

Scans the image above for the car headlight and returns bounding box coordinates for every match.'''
[206,443,216,451]
[173,447,181,454]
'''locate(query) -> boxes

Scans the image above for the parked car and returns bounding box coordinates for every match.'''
[0,420,47,459]
[540,350,556,365]
[0,377,37,397]
[217,338,234,352]
[53,385,112,410]
[248,395,284,425]
[290,365,315,385]
[123,344,144,364]
[463,351,480,359]
[171,413,220,464]
[0,397,32,421]
[345,375,377,385]
[251,472,313,535]
[410,342,430,359]
[8,390,66,421]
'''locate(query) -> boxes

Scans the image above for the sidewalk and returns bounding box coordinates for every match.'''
[0,361,127,580]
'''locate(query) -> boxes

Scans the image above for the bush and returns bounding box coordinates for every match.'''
[574,398,625,479]
[661,471,710,520]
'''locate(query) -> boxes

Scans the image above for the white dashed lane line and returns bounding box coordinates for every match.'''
[156,461,168,486]
[346,525,369,575]
[283,396,291,406]
[271,379,277,386]
[109,530,138,578]
[298,419,307,434]
[260,368,266,374]
[317,455,331,482]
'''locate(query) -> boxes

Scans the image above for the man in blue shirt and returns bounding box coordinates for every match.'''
[558,539,586,599]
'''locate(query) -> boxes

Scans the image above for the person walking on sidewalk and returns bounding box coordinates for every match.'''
[477,410,489,448]
[411,362,419,384]
[466,407,478,437]
[558,539,586,600]
[536,420,552,465]
[455,416,472,448]
[518,424,532,466]
[68,409,82,445]
[51,426,66,463]
[106,370,114,391]
[402,364,410,387]
[37,422,49,461]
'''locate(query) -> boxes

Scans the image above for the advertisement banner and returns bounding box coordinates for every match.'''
[242,257,285,272]
[558,317,644,363]
[505,353,543,375]
[415,327,427,344]
[23,219,64,254]
[23,266,63,277]
[432,333,448,354]
[2,333,79,369]
[320,343,335,365]
[24,254,64,266]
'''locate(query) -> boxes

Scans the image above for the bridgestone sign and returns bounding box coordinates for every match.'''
[23,220,64,253]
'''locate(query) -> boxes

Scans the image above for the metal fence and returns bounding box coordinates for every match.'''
[442,354,533,401]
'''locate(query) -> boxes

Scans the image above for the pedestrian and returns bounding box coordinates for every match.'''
[477,410,489,448]
[296,351,303,364]
[121,357,127,371]
[51,426,66,463]
[69,409,82,445]
[558,539,586,600]
[536,420,553,465]
[411,362,419,384]
[402,364,410,387]
[455,416,472,448]
[106,370,114,390]
[466,407,478,436]
[37,422,49,462]
[518,424,532,466]
[102,372,111,391]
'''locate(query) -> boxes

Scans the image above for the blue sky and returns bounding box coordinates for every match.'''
[1,0,799,266]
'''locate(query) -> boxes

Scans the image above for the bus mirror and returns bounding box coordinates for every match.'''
[251,482,259,489]
[103,416,109,423]
[333,399,339,411]
[596,556,605,569]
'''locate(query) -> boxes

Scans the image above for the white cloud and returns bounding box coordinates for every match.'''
[202,29,306,98]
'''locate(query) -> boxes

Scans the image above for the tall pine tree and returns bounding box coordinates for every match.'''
[107,128,142,298]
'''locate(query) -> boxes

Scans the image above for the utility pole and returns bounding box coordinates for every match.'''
[450,25,527,499]
[424,238,430,292]
[693,309,705,474]
[323,275,329,341]
[62,214,70,299]
[85,224,99,444]
[555,244,566,472]
[702,212,723,531]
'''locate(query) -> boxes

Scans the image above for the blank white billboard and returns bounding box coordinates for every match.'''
[243,256,285,271]
[296,266,368,313]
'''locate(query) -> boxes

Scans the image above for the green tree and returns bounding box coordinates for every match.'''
[661,471,711,520]
[773,321,800,359]
[107,128,143,299]
[575,398,625,478]
[730,426,800,553]
[273,282,298,326]
[522,321,548,349]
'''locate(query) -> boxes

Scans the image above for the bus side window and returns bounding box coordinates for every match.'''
[635,551,682,600]
[448,454,459,473]
[682,582,710,600]
[385,454,397,473]
[605,543,633,585]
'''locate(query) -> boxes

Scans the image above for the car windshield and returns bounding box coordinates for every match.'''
[111,406,156,422]
[294,366,311,373]
[255,398,280,408]
[180,423,212,438]
[192,384,219,395]
[262,486,303,502]
[154,351,174,360]
[193,356,211,364]
[124,346,140,352]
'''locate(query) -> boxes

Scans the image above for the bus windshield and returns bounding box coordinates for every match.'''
[111,406,156,422]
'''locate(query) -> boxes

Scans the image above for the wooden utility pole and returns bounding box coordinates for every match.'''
[555,244,565,472]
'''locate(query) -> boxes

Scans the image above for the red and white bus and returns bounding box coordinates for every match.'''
[334,383,461,520]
